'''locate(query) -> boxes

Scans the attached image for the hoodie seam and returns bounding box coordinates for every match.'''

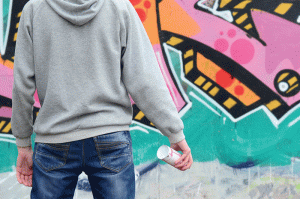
[109,0,121,24]
[109,0,122,38]
[31,0,45,22]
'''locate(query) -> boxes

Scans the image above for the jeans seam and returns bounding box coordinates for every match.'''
[82,139,85,167]
[100,153,131,159]
[100,153,132,173]
[95,143,129,150]
[94,141,129,144]
[93,138,103,170]
[101,160,132,173]
[35,151,66,161]
[40,143,70,150]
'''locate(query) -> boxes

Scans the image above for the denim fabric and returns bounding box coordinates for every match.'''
[31,131,135,199]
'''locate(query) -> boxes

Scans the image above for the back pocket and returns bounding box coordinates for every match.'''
[94,140,133,173]
[34,143,70,172]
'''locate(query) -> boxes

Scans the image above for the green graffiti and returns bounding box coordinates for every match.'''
[0,142,17,173]
[166,49,300,168]
[0,134,35,173]
[3,0,10,41]
[1,49,300,173]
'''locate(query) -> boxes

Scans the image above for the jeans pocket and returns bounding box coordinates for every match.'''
[93,131,133,173]
[34,142,70,172]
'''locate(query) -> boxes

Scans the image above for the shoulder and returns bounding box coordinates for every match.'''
[22,0,45,16]
[108,0,135,16]
[108,0,141,24]
[23,0,44,9]
[108,0,127,14]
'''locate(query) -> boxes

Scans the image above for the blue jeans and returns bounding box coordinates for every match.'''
[31,131,135,199]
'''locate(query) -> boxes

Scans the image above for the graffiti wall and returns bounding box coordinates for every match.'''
[1,0,300,198]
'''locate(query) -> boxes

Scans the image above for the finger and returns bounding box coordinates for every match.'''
[181,155,193,171]
[176,154,190,168]
[176,151,190,164]
[21,174,26,185]
[24,175,29,187]
[174,153,187,165]
[16,172,22,184]
[29,175,32,187]
[175,150,191,167]
[18,174,24,185]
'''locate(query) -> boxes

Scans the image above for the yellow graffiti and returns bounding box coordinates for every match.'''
[266,100,281,111]
[274,3,293,15]
[223,98,237,109]
[234,0,252,9]
[236,13,248,24]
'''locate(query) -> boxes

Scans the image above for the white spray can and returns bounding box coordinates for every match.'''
[157,145,182,166]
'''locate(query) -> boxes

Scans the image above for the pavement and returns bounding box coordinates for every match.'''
[2,160,300,198]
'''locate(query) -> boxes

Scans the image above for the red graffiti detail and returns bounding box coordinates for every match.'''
[135,8,147,22]
[234,85,244,96]
[129,0,142,6]
[216,69,234,88]
[144,1,151,9]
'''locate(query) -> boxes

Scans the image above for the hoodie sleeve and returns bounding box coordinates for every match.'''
[120,0,185,143]
[11,3,35,147]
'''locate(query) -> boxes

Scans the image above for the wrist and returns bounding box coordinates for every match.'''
[17,146,32,150]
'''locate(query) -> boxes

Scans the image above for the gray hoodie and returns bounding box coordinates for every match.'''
[12,0,185,147]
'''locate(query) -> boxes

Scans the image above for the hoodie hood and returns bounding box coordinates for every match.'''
[45,0,104,26]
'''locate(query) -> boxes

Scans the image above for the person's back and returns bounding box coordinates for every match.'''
[11,0,193,198]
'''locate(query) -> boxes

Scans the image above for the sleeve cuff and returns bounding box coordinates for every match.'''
[16,137,32,147]
[168,130,185,144]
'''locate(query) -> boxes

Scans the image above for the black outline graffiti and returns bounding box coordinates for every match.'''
[156,0,300,120]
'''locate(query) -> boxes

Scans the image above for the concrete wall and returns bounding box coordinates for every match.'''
[1,0,300,198]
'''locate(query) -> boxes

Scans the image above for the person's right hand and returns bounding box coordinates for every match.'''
[16,146,33,187]
[170,139,193,171]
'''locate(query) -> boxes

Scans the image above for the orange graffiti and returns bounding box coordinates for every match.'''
[130,0,160,45]
[197,53,260,106]
[0,56,14,70]
[159,0,201,38]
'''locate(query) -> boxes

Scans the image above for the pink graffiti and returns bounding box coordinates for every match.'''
[129,45,187,111]
[0,63,41,109]
[0,64,14,101]
[34,90,41,107]
[214,38,229,53]
[252,10,300,73]
[251,10,300,105]
[173,0,300,106]
[0,107,12,118]
[153,44,187,111]
[227,29,236,38]
[230,39,255,65]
